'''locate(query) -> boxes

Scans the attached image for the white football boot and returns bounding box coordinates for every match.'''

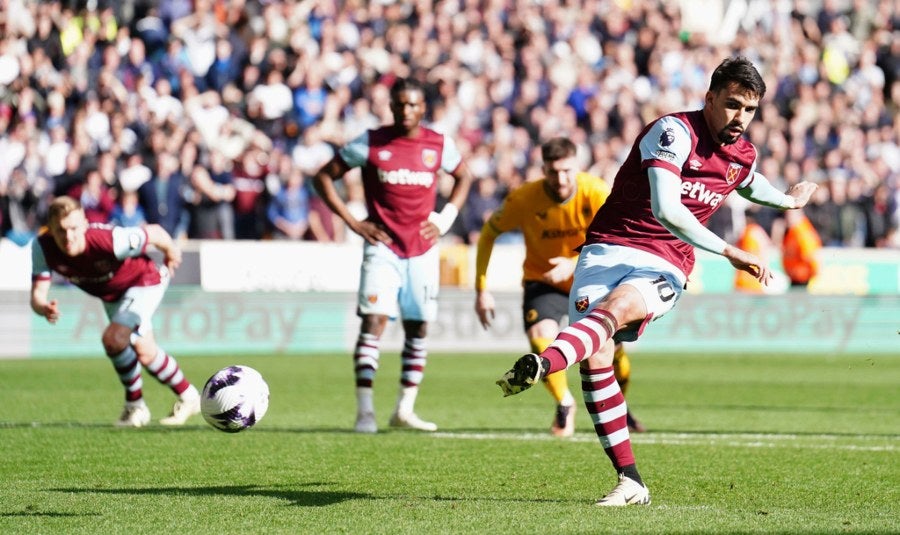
[355,412,378,434]
[160,385,201,426]
[389,411,438,432]
[595,474,651,506]
[116,402,151,428]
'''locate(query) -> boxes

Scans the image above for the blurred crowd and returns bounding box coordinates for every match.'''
[0,0,897,250]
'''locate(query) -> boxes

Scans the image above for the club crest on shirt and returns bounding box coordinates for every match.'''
[378,150,392,161]
[421,149,438,168]
[367,294,378,304]
[574,295,590,314]
[725,162,742,184]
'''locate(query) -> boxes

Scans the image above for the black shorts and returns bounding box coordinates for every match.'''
[522,281,568,331]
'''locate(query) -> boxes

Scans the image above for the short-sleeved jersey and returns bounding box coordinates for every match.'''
[339,126,462,258]
[584,110,758,277]
[487,172,610,293]
[32,224,160,302]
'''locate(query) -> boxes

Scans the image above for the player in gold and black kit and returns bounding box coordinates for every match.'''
[474,137,644,437]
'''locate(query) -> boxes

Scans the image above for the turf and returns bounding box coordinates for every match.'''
[0,352,897,534]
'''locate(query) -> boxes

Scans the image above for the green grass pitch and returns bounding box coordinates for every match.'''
[1,351,897,534]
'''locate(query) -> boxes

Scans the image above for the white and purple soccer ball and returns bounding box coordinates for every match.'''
[200,365,270,433]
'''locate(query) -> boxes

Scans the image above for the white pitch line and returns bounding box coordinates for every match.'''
[431,431,898,452]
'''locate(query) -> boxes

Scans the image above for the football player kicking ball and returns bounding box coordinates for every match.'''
[313,77,473,433]
[475,137,645,438]
[31,196,201,427]
[496,57,817,506]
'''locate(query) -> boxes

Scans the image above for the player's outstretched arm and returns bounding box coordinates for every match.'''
[30,279,60,324]
[650,167,775,285]
[145,224,182,274]
[737,173,818,210]
[784,181,818,208]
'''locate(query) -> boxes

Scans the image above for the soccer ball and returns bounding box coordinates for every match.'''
[200,365,270,433]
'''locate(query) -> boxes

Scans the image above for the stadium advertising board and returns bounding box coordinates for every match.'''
[2,288,896,359]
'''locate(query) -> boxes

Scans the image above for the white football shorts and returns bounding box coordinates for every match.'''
[357,242,439,322]
[102,266,170,336]
[569,243,687,342]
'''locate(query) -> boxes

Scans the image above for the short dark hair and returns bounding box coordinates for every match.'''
[541,137,577,163]
[390,77,425,102]
[709,56,766,99]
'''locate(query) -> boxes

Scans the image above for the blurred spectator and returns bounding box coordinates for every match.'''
[206,38,241,93]
[231,147,269,240]
[1,166,42,245]
[139,151,188,239]
[461,177,504,245]
[267,167,310,241]
[186,162,229,239]
[68,169,114,224]
[291,123,334,178]
[0,0,894,254]
[782,208,822,288]
[208,149,236,240]
[291,70,329,131]
[109,185,147,228]
[52,149,87,198]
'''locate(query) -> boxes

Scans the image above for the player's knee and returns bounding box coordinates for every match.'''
[402,319,427,339]
[360,314,388,335]
[102,325,132,355]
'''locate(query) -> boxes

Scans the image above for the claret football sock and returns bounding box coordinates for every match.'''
[108,346,143,402]
[541,309,619,372]
[354,333,380,388]
[145,348,190,395]
[581,366,636,470]
[400,337,427,388]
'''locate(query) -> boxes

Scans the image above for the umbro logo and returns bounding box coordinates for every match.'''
[378,150,392,161]
[689,159,702,170]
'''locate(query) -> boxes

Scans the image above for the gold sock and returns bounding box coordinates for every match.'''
[613,343,631,397]
[531,337,572,405]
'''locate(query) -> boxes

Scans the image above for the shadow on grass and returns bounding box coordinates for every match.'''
[50,484,575,507]
[0,511,101,517]
[51,483,367,507]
